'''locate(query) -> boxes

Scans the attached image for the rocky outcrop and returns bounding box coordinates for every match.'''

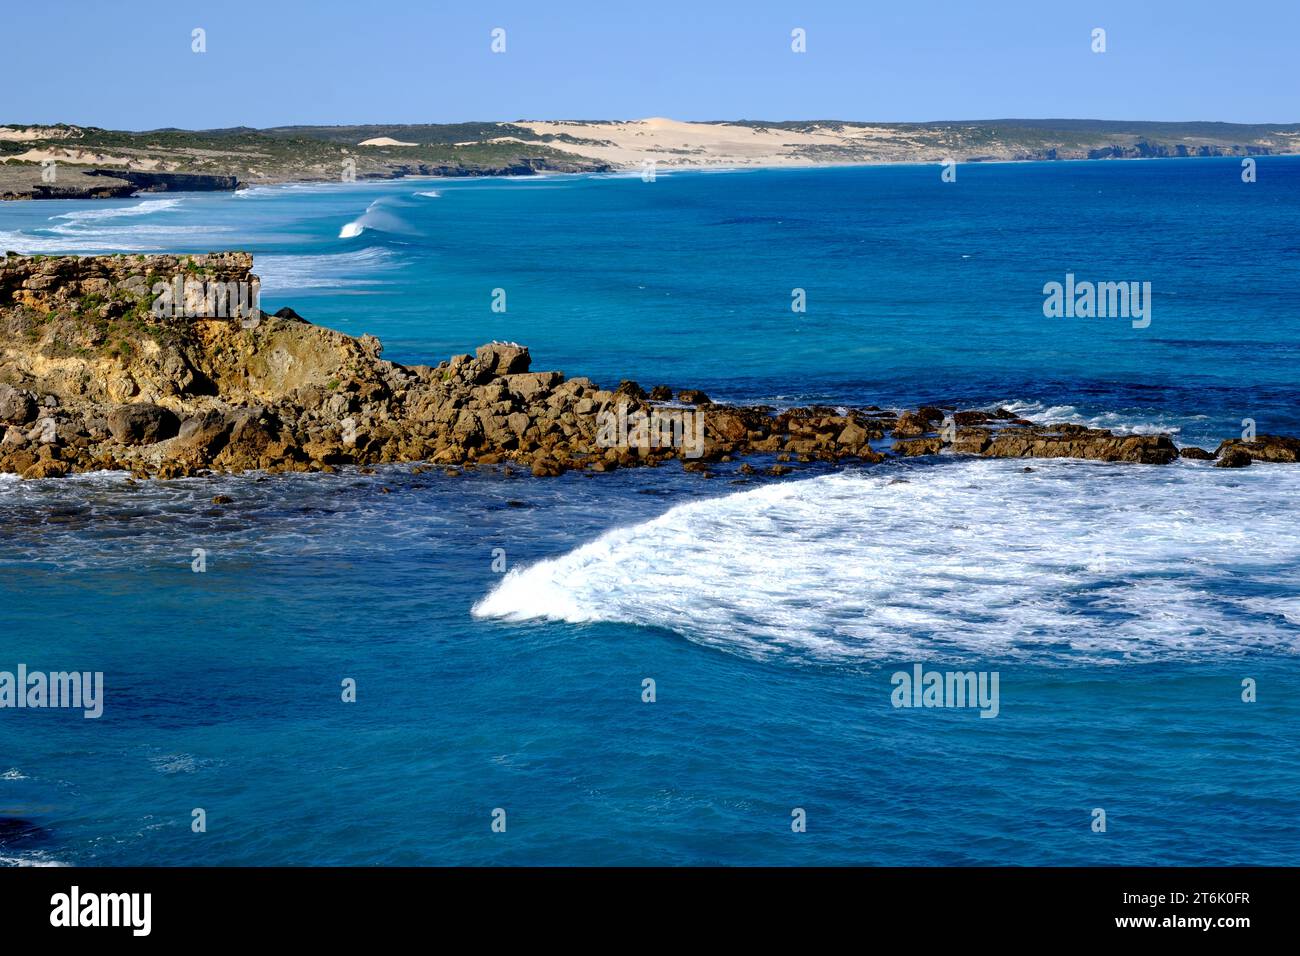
[3,253,1298,481]
[85,169,240,193]
[1215,448,1254,469]
[1214,435,1300,464]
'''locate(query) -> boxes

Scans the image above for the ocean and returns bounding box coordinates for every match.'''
[1,159,1298,865]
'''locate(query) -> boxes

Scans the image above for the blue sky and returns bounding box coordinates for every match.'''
[2,0,1296,129]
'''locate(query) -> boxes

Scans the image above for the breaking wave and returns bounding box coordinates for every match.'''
[473,458,1300,665]
[50,197,184,224]
[257,246,399,292]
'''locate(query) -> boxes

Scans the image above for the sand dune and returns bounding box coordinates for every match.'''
[514,117,919,168]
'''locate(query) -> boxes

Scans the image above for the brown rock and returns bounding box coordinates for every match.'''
[1214,434,1300,463]
[984,428,1178,464]
[1214,448,1253,468]
[21,459,67,479]
[475,342,531,376]
[108,404,180,445]
[892,410,933,438]
[893,437,944,456]
[0,384,37,425]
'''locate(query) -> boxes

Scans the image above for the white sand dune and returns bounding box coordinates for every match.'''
[5,147,162,169]
[513,117,912,169]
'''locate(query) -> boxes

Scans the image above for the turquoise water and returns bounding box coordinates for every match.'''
[1,160,1298,865]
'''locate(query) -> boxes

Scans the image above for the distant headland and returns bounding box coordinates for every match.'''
[3,118,1298,200]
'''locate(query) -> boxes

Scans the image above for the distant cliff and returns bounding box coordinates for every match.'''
[87,169,239,192]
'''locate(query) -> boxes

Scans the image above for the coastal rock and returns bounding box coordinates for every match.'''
[1178,446,1216,461]
[614,380,646,400]
[982,427,1178,464]
[1214,434,1300,464]
[1214,448,1253,468]
[893,437,944,456]
[21,459,67,479]
[475,342,531,376]
[4,252,1298,481]
[892,410,934,438]
[108,404,180,445]
[0,384,37,424]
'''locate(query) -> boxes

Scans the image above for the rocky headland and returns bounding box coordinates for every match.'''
[1,252,1296,481]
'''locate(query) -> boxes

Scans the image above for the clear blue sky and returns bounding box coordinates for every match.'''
[2,0,1296,129]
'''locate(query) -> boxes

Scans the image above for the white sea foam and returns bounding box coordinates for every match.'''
[0,223,232,253]
[473,458,1300,664]
[257,246,398,291]
[0,854,66,867]
[49,197,183,223]
[999,399,1205,437]
[413,190,440,198]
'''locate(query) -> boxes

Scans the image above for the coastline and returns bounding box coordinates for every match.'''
[6,148,1297,203]
[6,148,1299,202]
[4,116,1297,202]
[2,252,1298,481]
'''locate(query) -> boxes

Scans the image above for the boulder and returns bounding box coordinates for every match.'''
[1214,448,1253,468]
[893,437,944,456]
[108,404,180,445]
[892,410,934,438]
[1214,435,1300,463]
[0,384,37,425]
[21,459,67,479]
[475,342,531,376]
[504,372,561,403]
[172,410,233,459]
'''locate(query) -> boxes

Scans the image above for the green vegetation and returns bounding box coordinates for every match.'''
[0,121,609,191]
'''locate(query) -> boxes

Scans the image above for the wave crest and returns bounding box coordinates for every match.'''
[473,460,1300,665]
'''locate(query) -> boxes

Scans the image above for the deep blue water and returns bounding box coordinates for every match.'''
[1,159,1298,865]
